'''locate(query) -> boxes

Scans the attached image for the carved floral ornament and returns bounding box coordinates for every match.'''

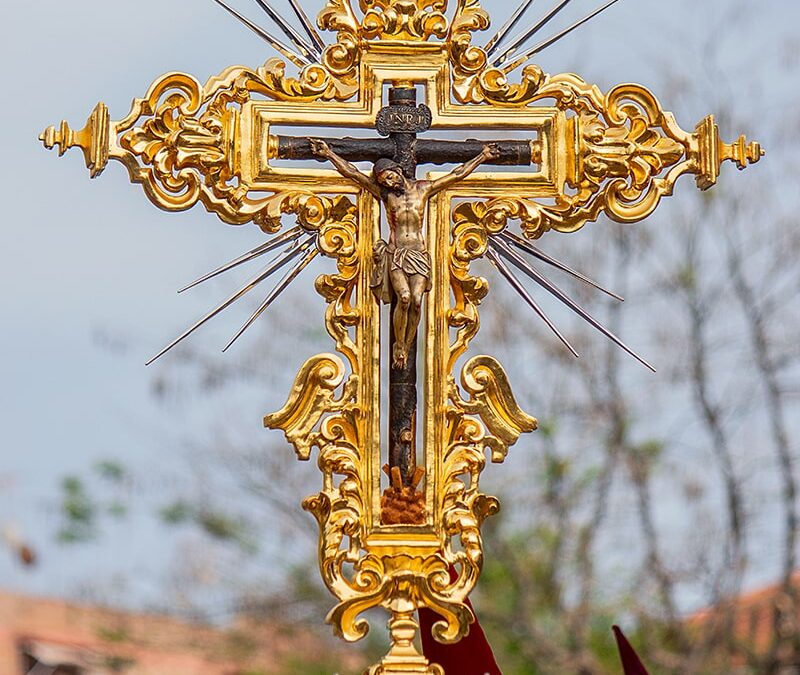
[40,0,761,672]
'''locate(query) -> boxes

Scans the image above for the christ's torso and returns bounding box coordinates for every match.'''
[384,181,429,251]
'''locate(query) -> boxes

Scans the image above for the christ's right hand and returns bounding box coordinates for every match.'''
[482,143,501,161]
[310,138,331,158]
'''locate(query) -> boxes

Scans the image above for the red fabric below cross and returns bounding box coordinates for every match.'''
[418,566,500,674]
[418,569,650,675]
[613,625,652,675]
[420,611,651,675]
[419,601,501,675]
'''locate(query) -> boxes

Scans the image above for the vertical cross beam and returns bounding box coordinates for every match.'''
[384,85,426,490]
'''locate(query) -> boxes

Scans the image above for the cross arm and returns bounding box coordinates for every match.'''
[272,136,540,167]
[38,67,762,238]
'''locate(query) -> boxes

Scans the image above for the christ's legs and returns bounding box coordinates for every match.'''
[404,274,427,353]
[390,268,411,369]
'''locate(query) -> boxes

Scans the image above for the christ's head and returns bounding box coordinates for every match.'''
[373,159,404,192]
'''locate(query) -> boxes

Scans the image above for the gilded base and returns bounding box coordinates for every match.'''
[367,611,445,675]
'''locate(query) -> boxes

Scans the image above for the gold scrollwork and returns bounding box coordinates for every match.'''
[41,56,360,228]
[452,356,538,463]
[263,169,537,672]
[264,187,376,646]
[263,354,356,460]
[320,0,362,85]
[447,202,492,371]
[455,80,761,239]
[448,0,546,106]
[361,0,448,40]
[112,65,359,228]
[432,357,536,636]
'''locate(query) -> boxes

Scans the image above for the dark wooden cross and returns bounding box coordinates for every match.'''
[272,86,536,490]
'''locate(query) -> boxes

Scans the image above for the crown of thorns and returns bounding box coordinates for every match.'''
[373,158,402,180]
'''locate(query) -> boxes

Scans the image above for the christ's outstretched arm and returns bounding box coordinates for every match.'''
[310,139,382,199]
[427,143,500,196]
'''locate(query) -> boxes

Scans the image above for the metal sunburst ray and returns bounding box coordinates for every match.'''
[490,0,575,66]
[223,245,320,351]
[498,230,624,301]
[287,0,327,55]
[178,226,305,294]
[498,0,624,72]
[252,0,323,61]
[211,0,314,68]
[483,0,539,57]
[146,235,316,364]
[491,237,655,371]
[487,246,580,357]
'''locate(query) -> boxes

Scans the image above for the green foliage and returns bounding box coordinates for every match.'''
[675,264,696,291]
[282,655,357,675]
[95,460,127,483]
[107,501,128,518]
[103,655,137,672]
[159,500,192,524]
[57,476,96,543]
[197,511,250,546]
[55,459,132,545]
[476,468,642,675]
[224,630,259,659]
[159,500,258,554]
[587,615,628,671]
[479,530,618,674]
[543,454,570,487]
[635,439,665,462]
[97,626,131,644]
[537,418,558,440]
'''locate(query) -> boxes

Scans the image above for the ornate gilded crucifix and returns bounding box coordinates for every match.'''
[41,0,762,672]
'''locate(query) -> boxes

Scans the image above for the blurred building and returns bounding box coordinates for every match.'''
[689,572,800,671]
[0,590,348,674]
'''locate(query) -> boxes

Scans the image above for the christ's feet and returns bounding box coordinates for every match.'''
[392,343,408,370]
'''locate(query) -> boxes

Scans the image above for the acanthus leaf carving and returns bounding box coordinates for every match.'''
[451,79,731,238]
[89,58,362,229]
[361,0,448,40]
[319,0,362,86]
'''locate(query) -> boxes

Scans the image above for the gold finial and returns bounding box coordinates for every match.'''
[694,115,764,190]
[40,103,110,178]
[39,120,76,157]
[722,134,765,170]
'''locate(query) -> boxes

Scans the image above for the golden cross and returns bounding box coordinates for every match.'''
[40,1,762,672]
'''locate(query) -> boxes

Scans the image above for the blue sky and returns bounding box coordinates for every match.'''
[0,0,796,610]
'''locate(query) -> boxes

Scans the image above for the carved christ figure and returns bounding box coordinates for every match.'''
[310,139,500,368]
